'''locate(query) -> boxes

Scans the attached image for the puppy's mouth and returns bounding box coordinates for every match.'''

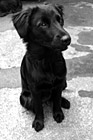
[34,39,69,51]
[42,42,68,51]
[58,45,68,51]
[44,43,68,51]
[51,42,69,51]
[53,45,68,51]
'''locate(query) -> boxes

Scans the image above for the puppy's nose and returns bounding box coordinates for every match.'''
[61,35,71,46]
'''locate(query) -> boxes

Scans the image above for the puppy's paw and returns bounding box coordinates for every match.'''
[20,91,32,110]
[61,97,70,109]
[53,110,64,123]
[32,118,44,132]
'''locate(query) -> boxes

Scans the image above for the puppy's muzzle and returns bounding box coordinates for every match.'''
[52,33,71,51]
[60,35,71,46]
[56,34,71,46]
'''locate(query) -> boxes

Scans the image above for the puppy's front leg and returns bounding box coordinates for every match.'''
[52,86,64,123]
[32,94,44,132]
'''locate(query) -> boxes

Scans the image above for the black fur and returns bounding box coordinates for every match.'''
[13,3,71,132]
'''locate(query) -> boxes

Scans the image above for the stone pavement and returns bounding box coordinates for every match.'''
[0,1,93,140]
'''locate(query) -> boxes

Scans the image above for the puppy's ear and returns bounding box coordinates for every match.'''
[12,7,38,38]
[12,8,31,38]
[55,4,64,17]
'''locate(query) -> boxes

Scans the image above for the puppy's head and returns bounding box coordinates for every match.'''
[13,3,71,51]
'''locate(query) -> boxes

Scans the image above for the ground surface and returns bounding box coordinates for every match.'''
[0,0,93,140]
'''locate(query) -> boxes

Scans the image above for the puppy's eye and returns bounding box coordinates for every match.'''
[40,22,47,27]
[37,21,48,28]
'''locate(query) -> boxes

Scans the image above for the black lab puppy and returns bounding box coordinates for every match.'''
[13,3,71,132]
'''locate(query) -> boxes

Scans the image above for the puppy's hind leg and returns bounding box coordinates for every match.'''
[61,79,70,109]
[61,97,70,109]
[20,75,34,111]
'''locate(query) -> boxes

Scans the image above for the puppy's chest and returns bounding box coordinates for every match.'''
[32,57,66,83]
[32,59,54,82]
[31,57,66,102]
